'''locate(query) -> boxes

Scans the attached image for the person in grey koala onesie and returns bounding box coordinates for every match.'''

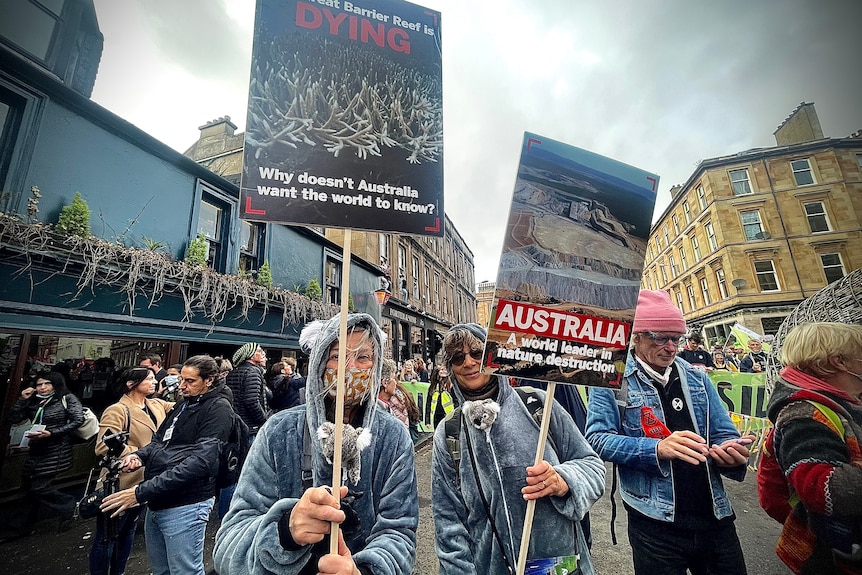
[431,323,605,575]
[214,313,418,575]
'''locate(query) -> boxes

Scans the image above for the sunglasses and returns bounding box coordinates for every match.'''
[642,332,684,346]
[450,349,483,366]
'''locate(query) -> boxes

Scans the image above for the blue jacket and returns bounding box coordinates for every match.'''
[214,313,418,575]
[431,378,605,575]
[585,354,745,523]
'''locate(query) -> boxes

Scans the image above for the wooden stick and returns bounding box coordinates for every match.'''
[330,228,352,554]
[515,381,556,575]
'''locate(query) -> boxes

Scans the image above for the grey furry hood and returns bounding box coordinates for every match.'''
[300,312,385,442]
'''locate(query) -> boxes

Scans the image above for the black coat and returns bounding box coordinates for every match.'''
[225,362,270,430]
[9,393,84,478]
[134,385,233,511]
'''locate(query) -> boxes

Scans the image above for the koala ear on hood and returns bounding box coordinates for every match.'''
[299,320,328,354]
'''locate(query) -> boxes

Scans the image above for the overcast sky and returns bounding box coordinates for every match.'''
[90,0,862,285]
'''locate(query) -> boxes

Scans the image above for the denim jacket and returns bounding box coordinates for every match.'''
[585,354,746,523]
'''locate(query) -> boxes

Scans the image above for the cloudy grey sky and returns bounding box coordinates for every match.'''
[91,0,862,284]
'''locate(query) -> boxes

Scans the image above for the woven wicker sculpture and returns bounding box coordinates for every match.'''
[765,268,862,393]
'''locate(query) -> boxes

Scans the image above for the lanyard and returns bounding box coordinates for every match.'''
[162,401,188,444]
[32,397,53,425]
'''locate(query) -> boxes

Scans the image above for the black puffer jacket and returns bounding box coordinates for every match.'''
[225,362,270,431]
[134,384,233,511]
[9,392,84,478]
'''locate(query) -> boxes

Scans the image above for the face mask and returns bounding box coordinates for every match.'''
[323,367,373,406]
[36,392,54,399]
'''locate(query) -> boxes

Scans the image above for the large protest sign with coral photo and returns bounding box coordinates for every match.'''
[482,133,659,388]
[241,0,443,236]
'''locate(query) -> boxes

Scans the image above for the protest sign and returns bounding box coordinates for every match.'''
[241,0,443,235]
[483,132,659,388]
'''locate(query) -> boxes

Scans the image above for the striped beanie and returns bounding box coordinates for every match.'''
[233,342,259,365]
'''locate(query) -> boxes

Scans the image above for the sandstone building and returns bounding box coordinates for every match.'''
[643,103,862,343]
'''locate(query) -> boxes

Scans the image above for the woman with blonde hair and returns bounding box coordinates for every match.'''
[764,322,862,574]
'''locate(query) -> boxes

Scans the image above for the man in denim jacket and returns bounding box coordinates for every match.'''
[586,290,751,574]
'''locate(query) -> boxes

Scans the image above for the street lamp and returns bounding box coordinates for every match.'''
[374,289,391,306]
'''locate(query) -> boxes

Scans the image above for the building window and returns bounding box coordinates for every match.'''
[687,284,696,310]
[857,154,862,172]
[324,256,341,304]
[663,225,669,248]
[705,221,718,251]
[412,255,421,300]
[820,253,846,284]
[660,263,668,283]
[379,234,390,263]
[676,290,684,312]
[669,255,679,277]
[0,86,26,200]
[729,168,752,196]
[700,277,711,305]
[653,270,659,289]
[239,220,262,272]
[679,247,688,270]
[397,243,407,277]
[803,201,830,233]
[754,260,780,291]
[0,0,65,63]
[645,275,652,290]
[690,234,701,261]
[791,158,814,186]
[197,198,225,268]
[647,244,654,260]
[424,264,431,303]
[434,272,440,309]
[672,214,680,234]
[740,210,764,241]
[682,201,692,224]
[696,185,707,210]
[715,268,728,299]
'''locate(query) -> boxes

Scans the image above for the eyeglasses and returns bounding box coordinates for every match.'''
[450,349,483,366]
[641,332,684,346]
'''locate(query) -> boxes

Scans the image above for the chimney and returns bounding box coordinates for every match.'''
[669,184,683,199]
[198,116,237,140]
[773,102,824,146]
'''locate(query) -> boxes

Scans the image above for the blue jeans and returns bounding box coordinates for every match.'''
[89,506,142,575]
[144,498,214,575]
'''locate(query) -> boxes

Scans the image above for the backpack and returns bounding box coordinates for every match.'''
[216,399,251,489]
[757,399,845,523]
[61,395,99,441]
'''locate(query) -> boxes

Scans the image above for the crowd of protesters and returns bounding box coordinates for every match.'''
[2,300,860,575]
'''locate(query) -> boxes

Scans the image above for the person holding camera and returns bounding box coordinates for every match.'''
[100,355,233,575]
[89,367,173,575]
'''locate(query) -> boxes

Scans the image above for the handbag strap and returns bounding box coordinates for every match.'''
[125,405,131,433]
[463,414,517,575]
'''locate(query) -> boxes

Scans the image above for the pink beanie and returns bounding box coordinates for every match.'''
[631,290,686,334]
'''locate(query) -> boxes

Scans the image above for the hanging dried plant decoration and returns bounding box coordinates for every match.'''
[0,213,340,331]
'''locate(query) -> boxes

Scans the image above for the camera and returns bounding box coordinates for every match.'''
[102,428,129,459]
[162,374,180,394]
